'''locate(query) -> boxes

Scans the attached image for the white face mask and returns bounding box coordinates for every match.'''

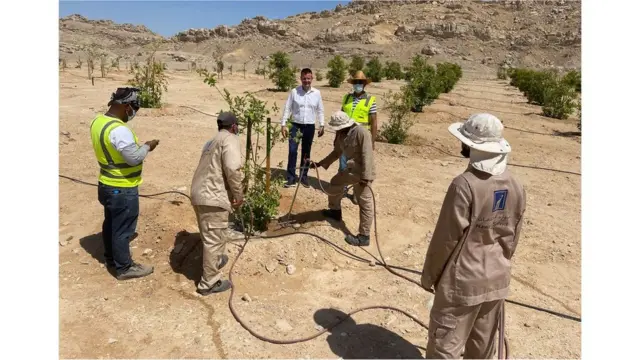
[353,84,364,93]
[127,108,137,122]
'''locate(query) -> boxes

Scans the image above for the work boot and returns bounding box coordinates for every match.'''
[116,262,154,280]
[322,209,342,222]
[196,279,232,296]
[345,234,370,247]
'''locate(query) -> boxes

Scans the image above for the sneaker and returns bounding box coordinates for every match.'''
[322,209,342,222]
[284,181,297,188]
[345,234,370,247]
[116,262,154,280]
[196,279,232,296]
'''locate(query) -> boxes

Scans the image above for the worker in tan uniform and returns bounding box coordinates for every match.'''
[309,111,375,247]
[190,112,244,296]
[421,113,526,359]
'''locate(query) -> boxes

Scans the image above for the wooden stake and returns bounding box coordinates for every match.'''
[243,115,252,194]
[265,117,271,192]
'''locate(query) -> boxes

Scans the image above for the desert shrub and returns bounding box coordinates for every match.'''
[111,56,121,70]
[327,55,348,88]
[200,74,285,233]
[75,57,83,69]
[216,60,225,79]
[348,55,365,77]
[100,56,110,78]
[364,57,384,82]
[576,102,581,131]
[315,70,324,81]
[127,53,168,108]
[435,62,462,93]
[380,88,416,144]
[405,55,440,111]
[59,58,67,71]
[384,61,405,80]
[561,69,581,93]
[268,51,297,92]
[541,82,578,120]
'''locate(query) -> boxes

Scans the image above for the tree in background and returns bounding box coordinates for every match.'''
[327,55,348,88]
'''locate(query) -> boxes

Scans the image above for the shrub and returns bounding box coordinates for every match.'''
[348,55,365,77]
[384,61,405,80]
[59,58,67,71]
[541,82,578,120]
[435,62,462,93]
[561,69,581,93]
[380,88,416,144]
[199,74,285,232]
[268,51,297,92]
[100,56,110,78]
[364,57,384,82]
[216,60,225,79]
[576,102,581,131]
[127,53,168,108]
[327,55,348,88]
[405,55,440,111]
[315,70,324,81]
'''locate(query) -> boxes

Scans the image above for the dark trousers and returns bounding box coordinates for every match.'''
[286,123,315,183]
[98,183,139,274]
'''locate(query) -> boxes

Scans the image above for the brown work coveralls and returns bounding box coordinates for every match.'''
[317,125,376,236]
[421,167,526,359]
[190,130,244,292]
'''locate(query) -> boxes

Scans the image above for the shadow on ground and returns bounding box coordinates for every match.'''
[314,308,424,359]
[169,230,203,285]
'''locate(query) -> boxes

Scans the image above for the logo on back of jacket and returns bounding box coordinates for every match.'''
[492,190,508,212]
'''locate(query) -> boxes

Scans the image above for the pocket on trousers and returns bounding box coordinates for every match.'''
[430,311,457,340]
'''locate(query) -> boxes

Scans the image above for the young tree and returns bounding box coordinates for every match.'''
[268,51,297,92]
[364,57,384,82]
[327,55,348,88]
[405,55,440,112]
[384,61,404,80]
[316,70,324,81]
[380,88,416,144]
[348,55,365,77]
[127,52,169,108]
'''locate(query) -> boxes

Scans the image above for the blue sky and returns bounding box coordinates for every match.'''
[59,0,352,37]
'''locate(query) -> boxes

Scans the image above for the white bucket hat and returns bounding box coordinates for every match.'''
[328,111,356,131]
[448,113,511,154]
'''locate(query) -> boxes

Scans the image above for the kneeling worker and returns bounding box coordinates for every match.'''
[190,112,244,296]
[420,113,527,359]
[309,111,375,247]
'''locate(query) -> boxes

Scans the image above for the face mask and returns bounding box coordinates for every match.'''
[353,84,364,93]
[126,106,136,122]
[460,143,471,158]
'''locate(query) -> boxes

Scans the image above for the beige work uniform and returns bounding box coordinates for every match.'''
[421,167,526,359]
[190,130,243,291]
[318,125,376,236]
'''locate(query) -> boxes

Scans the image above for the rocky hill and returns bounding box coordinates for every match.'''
[59,0,581,71]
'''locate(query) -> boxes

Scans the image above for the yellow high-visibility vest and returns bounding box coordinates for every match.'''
[341,93,376,130]
[90,114,143,187]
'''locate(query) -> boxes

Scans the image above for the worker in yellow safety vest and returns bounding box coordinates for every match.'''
[338,70,377,203]
[90,87,160,280]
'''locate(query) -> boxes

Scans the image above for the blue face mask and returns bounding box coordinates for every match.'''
[353,84,364,93]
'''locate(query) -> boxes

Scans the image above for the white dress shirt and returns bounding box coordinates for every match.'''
[280,86,325,127]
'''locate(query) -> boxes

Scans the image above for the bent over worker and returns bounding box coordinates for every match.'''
[90,87,159,280]
[310,111,375,247]
[190,112,244,296]
[420,113,526,359]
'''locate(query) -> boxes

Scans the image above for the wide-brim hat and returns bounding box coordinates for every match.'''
[347,70,372,85]
[448,113,511,154]
[328,110,356,131]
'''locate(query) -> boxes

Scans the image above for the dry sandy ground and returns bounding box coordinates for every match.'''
[59,66,581,359]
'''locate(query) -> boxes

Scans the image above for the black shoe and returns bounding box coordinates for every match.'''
[345,234,370,247]
[300,178,310,188]
[196,280,232,296]
[129,232,139,243]
[218,254,229,270]
[322,209,342,222]
[284,180,297,188]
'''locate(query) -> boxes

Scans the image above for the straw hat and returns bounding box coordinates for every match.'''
[328,111,356,131]
[448,113,511,154]
[347,70,372,85]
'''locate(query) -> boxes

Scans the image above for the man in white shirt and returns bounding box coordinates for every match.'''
[280,68,325,188]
